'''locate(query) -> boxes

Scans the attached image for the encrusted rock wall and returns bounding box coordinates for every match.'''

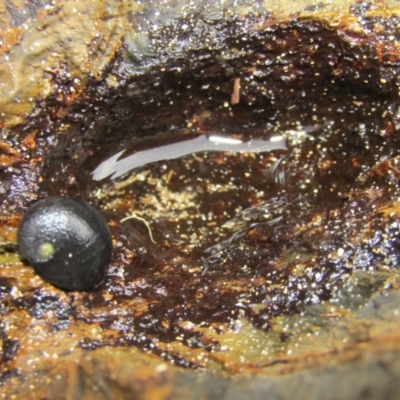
[0,0,399,126]
[2,1,400,399]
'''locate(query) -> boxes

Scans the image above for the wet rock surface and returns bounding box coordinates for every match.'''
[1,0,400,398]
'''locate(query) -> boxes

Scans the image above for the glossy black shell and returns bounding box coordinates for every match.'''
[17,196,112,291]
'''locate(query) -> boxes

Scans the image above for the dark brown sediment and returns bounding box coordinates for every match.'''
[1,1,400,398]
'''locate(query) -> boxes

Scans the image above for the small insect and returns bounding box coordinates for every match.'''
[17,196,112,291]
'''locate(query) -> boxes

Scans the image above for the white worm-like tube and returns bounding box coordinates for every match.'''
[92,134,286,181]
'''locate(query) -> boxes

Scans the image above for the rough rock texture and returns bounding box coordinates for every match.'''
[2,0,400,399]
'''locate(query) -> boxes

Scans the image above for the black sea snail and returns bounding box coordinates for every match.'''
[17,196,112,291]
